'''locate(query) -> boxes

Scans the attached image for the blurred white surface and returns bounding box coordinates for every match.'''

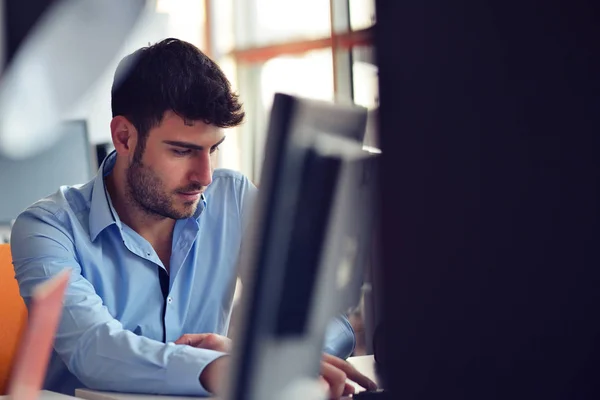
[0,0,149,159]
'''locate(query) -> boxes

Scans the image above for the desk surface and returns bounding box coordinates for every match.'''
[347,355,378,392]
[0,390,79,399]
[75,355,378,400]
[74,391,198,400]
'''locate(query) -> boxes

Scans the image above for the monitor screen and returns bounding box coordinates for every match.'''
[226,93,372,400]
[0,120,94,224]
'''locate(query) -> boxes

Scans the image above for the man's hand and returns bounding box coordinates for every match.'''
[175,333,232,394]
[320,353,378,399]
[174,333,232,352]
[175,334,377,399]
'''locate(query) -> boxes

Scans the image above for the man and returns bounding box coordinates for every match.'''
[10,38,375,399]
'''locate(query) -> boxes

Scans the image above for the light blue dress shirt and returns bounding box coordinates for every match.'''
[10,152,355,396]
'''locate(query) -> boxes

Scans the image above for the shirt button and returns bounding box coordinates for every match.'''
[167,297,173,304]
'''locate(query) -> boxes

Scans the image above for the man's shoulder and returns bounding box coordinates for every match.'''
[10,180,95,251]
[15,180,94,224]
[206,169,257,212]
[209,168,255,193]
[211,168,249,183]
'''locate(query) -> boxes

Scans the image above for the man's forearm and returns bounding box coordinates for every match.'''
[68,320,226,395]
[199,355,230,395]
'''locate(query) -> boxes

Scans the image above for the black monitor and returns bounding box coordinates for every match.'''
[0,120,94,225]
[320,152,379,317]
[225,93,375,400]
[95,142,115,169]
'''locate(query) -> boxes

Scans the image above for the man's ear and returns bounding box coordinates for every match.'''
[110,116,138,157]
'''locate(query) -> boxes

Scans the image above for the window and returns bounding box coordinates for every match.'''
[155,0,207,48]
[352,45,379,149]
[158,0,377,180]
[237,0,332,47]
[260,50,335,108]
[349,0,377,31]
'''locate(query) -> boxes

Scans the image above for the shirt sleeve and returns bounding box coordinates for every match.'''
[323,314,356,359]
[239,175,259,235]
[237,176,259,284]
[10,207,224,396]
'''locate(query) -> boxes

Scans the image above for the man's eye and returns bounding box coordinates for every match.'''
[172,148,191,156]
[210,145,220,154]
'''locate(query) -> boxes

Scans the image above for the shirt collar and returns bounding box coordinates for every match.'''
[195,193,208,219]
[88,150,208,241]
[89,151,120,241]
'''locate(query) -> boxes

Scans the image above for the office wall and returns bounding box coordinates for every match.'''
[64,10,170,145]
[0,121,92,225]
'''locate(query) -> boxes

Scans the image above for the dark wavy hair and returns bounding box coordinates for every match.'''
[111,38,244,157]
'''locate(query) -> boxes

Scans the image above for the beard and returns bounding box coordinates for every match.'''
[126,158,202,220]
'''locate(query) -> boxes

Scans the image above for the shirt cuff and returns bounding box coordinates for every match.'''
[166,344,228,396]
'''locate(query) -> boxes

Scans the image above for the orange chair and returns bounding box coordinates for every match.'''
[0,244,27,394]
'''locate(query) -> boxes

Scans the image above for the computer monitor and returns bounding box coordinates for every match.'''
[226,93,374,400]
[0,120,94,225]
[320,152,379,316]
[95,142,116,169]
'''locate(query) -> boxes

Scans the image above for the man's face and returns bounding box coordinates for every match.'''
[126,111,224,219]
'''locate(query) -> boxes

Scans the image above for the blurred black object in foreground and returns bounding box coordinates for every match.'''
[375,0,600,398]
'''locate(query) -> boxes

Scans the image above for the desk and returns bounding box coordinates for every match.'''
[0,390,79,399]
[74,391,198,400]
[347,355,378,392]
[75,355,378,400]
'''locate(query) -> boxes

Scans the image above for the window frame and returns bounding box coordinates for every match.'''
[204,0,375,180]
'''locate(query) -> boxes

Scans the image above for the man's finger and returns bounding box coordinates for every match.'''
[321,360,347,399]
[322,353,378,391]
[319,376,330,394]
[174,333,210,346]
[174,333,232,352]
[200,333,232,352]
[343,383,356,396]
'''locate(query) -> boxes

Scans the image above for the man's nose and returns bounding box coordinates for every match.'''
[189,152,212,187]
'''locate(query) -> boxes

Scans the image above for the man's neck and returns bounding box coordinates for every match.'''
[105,159,176,250]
